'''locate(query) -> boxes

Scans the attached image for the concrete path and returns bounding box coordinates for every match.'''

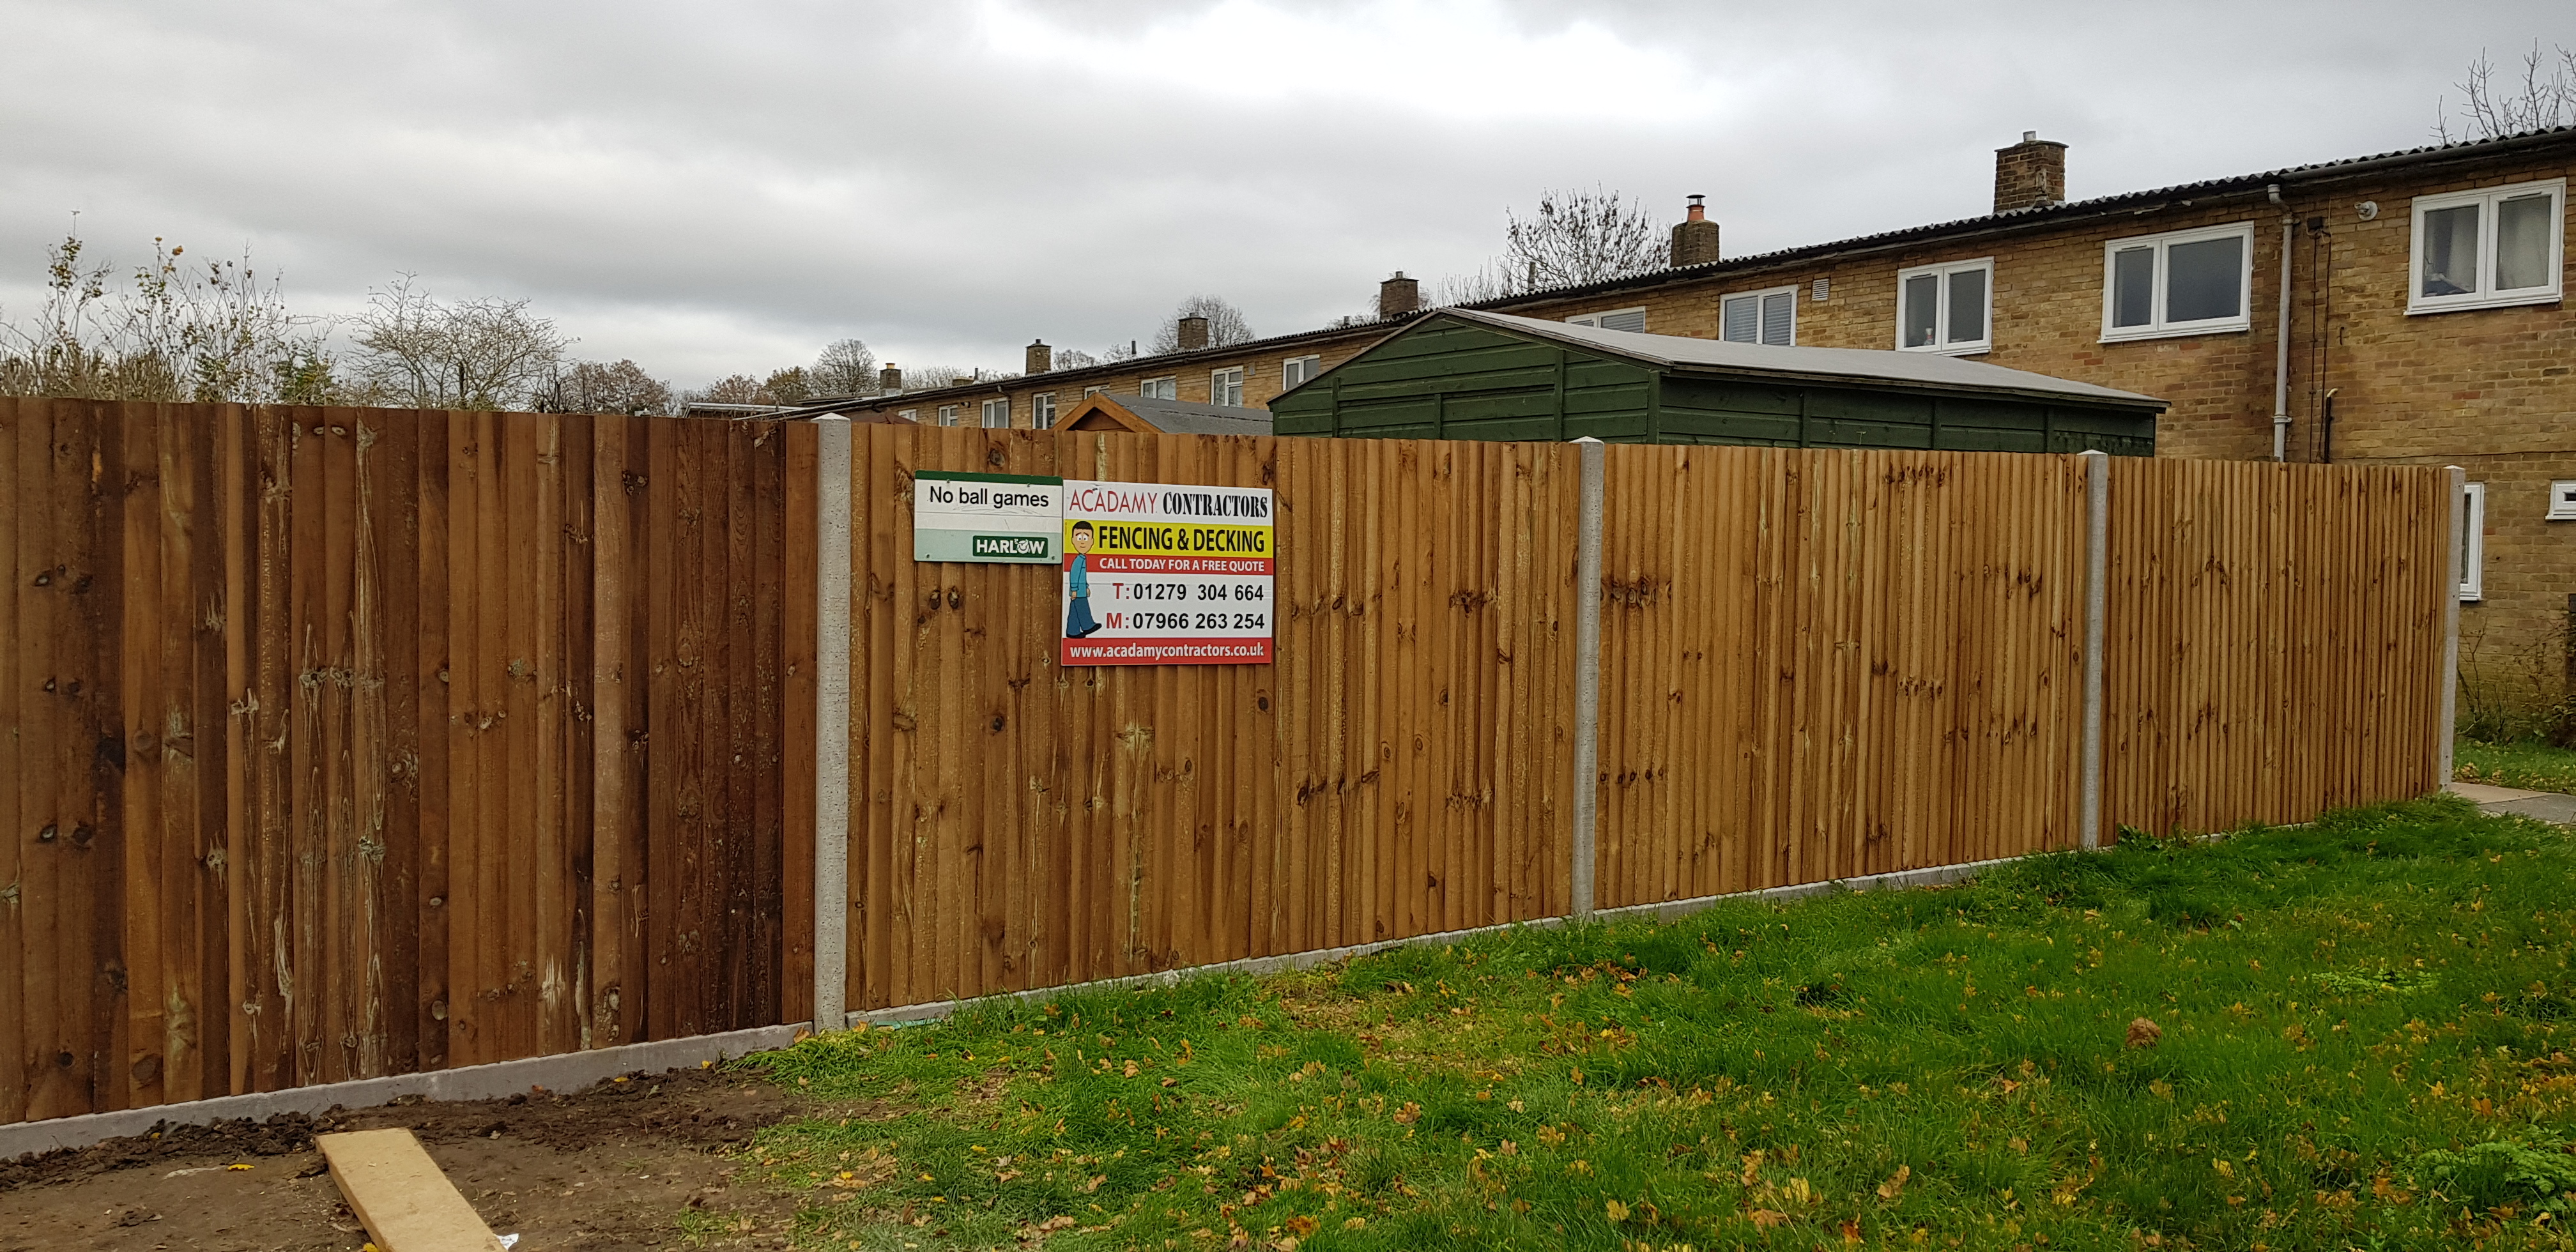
[2449,781,2576,825]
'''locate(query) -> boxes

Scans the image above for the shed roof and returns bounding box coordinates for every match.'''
[1413,310,2168,411]
[1065,392,1276,436]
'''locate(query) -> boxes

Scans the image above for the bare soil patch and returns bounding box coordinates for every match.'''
[0,1064,827,1251]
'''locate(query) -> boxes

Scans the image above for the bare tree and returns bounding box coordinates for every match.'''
[1052,346,1103,370]
[1148,295,1255,353]
[811,337,878,395]
[687,373,769,405]
[536,359,672,415]
[349,276,571,409]
[2437,41,2576,141]
[1501,187,1666,289]
[762,366,816,404]
[1,233,330,402]
[1430,259,1532,307]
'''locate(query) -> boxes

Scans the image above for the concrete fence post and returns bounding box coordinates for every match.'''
[2440,466,2465,787]
[813,417,853,1032]
[1570,438,1606,920]
[2080,451,2110,850]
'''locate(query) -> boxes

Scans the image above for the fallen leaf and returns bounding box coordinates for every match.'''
[1877,1164,1911,1202]
[1749,1208,1790,1229]
[2127,1018,2163,1049]
[1605,1198,1630,1221]
[1284,1214,1319,1236]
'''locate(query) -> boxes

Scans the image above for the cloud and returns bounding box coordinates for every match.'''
[0,0,2564,388]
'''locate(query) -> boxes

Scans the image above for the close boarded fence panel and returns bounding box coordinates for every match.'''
[836,425,1582,1012]
[2,400,2458,1129]
[2103,460,2451,836]
[0,397,810,1127]
[1589,447,2089,912]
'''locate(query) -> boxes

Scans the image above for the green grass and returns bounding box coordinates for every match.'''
[739,798,2576,1251]
[2458,738,2576,795]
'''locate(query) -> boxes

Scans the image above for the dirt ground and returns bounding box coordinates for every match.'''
[0,1064,827,1251]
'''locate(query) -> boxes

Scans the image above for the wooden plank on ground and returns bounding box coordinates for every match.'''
[318,1127,509,1252]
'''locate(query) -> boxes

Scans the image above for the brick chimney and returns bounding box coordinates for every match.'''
[1994,131,2067,213]
[879,363,901,392]
[1378,271,1420,318]
[1669,195,1721,266]
[1176,316,1210,351]
[1025,340,1052,374]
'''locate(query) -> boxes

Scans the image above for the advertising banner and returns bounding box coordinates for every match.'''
[912,471,1064,563]
[1059,479,1275,666]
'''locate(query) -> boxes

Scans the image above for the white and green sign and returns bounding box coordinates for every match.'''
[913,471,1064,563]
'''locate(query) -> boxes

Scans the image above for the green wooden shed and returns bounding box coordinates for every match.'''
[1269,308,2165,455]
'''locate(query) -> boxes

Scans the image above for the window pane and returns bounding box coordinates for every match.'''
[2421,203,2480,297]
[2111,247,2155,327]
[2164,235,2242,323]
[1945,268,1987,346]
[1721,296,1758,343]
[1901,273,1940,347]
[1601,309,1646,333]
[2496,192,2555,291]
[1760,292,1793,346]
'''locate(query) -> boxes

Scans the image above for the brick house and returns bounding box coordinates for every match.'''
[817,126,2574,717]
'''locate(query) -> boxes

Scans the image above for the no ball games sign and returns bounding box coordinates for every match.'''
[912,471,1063,563]
[1059,480,1275,667]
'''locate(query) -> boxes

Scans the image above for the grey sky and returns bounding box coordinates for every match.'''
[2,1,2565,388]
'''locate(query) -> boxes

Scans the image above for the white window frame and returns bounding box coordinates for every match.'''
[2407,178,2566,315]
[2461,481,2487,602]
[1894,257,1995,355]
[935,404,959,427]
[1084,385,1107,397]
[1032,392,1057,429]
[1718,286,1798,346]
[1282,355,1322,388]
[980,397,1010,428]
[1139,376,1177,401]
[1565,307,1648,332]
[2547,480,2576,522]
[2099,222,2255,343]
[1209,366,1245,407]
[898,408,918,422]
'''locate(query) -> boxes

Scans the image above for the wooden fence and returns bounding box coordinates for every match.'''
[0,398,811,1126]
[1,402,2453,1126]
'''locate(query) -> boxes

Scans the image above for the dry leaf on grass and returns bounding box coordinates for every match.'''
[2127,1017,2163,1049]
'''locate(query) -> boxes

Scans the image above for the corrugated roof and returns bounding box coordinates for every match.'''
[1100,393,1275,436]
[1437,310,2167,409]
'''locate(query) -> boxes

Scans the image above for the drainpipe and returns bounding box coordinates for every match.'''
[2268,184,2292,461]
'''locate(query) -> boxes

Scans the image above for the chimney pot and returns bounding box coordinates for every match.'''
[1025,339,1052,374]
[1378,271,1421,318]
[1669,196,1721,267]
[1993,132,2069,213]
[1176,316,1211,352]
[879,363,902,393]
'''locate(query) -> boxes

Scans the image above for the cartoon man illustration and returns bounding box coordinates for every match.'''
[1063,520,1103,638]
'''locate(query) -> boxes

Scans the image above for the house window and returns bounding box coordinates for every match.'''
[1032,393,1057,429]
[1140,377,1177,400]
[1210,367,1245,406]
[898,409,918,422]
[1084,386,1107,397]
[936,404,960,426]
[981,397,1009,428]
[2101,223,2253,342]
[1896,258,1994,354]
[2460,481,2487,602]
[1566,308,1647,332]
[1282,355,1322,388]
[1719,287,1796,346]
[2409,178,2565,314]
[2548,480,2576,522]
